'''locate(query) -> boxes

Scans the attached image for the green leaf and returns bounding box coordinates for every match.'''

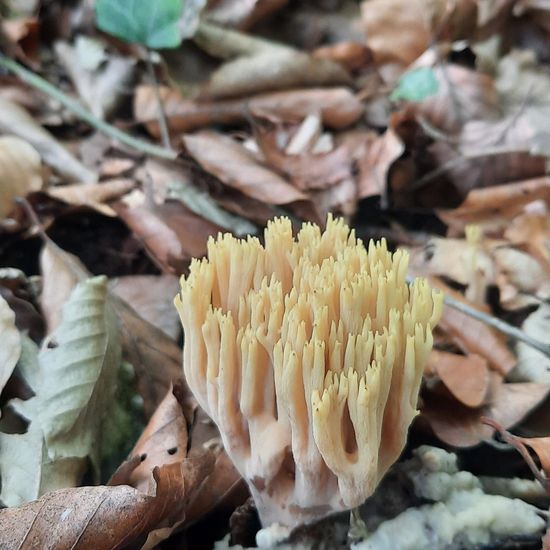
[96,0,184,49]
[391,67,439,102]
[38,276,121,476]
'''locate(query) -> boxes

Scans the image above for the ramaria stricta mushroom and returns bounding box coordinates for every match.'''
[175,215,443,528]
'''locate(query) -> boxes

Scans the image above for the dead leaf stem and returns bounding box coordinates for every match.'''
[0,53,177,161]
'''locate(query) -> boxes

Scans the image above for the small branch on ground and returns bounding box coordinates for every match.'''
[0,53,177,161]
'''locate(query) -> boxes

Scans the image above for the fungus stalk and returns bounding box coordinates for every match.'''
[175,216,443,528]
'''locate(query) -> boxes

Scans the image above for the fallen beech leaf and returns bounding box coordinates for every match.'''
[46,179,136,217]
[356,127,404,199]
[125,383,191,493]
[0,97,96,183]
[193,22,352,99]
[39,238,183,415]
[0,135,42,218]
[134,86,363,136]
[255,125,353,191]
[110,275,180,340]
[426,350,490,408]
[312,41,372,72]
[0,459,213,550]
[437,176,550,236]
[39,241,89,334]
[361,0,476,67]
[114,195,224,272]
[0,336,91,507]
[414,64,499,134]
[505,212,550,272]
[433,280,516,375]
[183,132,307,204]
[38,276,121,475]
[0,293,21,395]
[423,376,550,447]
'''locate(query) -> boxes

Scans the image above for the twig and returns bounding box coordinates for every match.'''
[443,291,550,359]
[0,53,177,161]
[144,49,172,150]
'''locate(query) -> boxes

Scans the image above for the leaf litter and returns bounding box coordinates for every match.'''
[1,0,550,548]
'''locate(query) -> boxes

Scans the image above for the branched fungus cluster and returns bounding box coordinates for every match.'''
[175,216,442,527]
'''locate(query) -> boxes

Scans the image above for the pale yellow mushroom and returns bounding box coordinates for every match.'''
[175,215,443,527]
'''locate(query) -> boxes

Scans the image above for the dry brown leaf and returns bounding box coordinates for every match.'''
[426,350,490,408]
[0,97,96,184]
[505,213,550,272]
[110,275,180,340]
[422,376,550,447]
[126,384,192,493]
[434,280,516,375]
[135,86,363,137]
[114,195,223,272]
[46,179,135,217]
[183,131,308,204]
[356,127,404,199]
[361,0,477,67]
[255,125,353,191]
[0,459,213,550]
[430,116,547,198]
[193,22,352,99]
[39,241,89,334]
[0,135,43,219]
[415,64,499,134]
[437,176,550,236]
[312,41,372,72]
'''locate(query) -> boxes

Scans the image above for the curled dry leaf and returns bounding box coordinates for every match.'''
[422,375,550,447]
[426,350,490,408]
[135,86,363,136]
[46,179,135,217]
[0,97,96,184]
[0,459,213,550]
[438,292,517,376]
[0,135,42,219]
[255,125,353,191]
[125,383,193,493]
[437,176,550,237]
[183,132,307,204]
[0,292,21,395]
[114,193,224,272]
[312,41,372,72]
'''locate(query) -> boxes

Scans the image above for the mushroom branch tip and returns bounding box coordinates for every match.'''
[174,215,443,527]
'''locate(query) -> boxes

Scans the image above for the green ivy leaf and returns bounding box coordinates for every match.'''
[391,67,439,102]
[96,0,184,49]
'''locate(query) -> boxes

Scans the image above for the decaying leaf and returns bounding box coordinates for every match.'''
[134,86,363,136]
[125,383,192,493]
[183,131,308,205]
[0,135,43,219]
[38,276,121,475]
[0,458,214,550]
